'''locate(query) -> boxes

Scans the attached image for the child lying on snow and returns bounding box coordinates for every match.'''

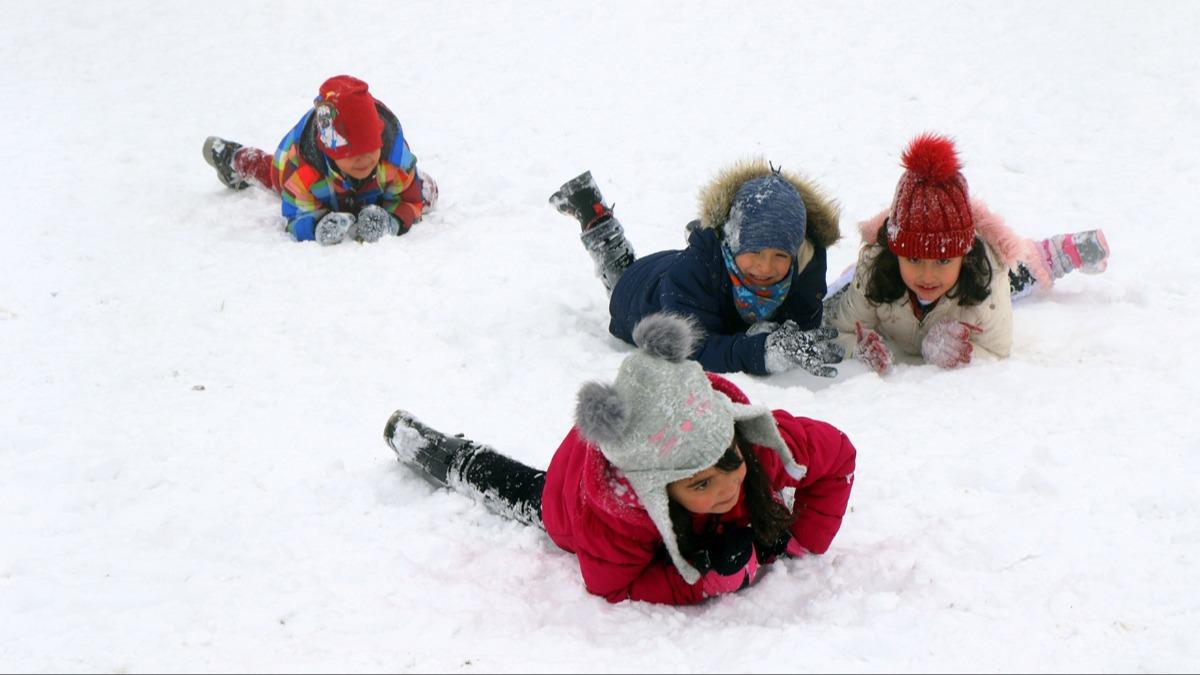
[202,75,438,245]
[385,313,857,605]
[549,161,845,378]
[824,133,1110,373]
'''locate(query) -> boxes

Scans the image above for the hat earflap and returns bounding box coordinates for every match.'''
[728,399,807,481]
[639,487,703,584]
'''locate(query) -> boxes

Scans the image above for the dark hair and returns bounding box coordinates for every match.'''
[668,432,796,561]
[863,223,993,307]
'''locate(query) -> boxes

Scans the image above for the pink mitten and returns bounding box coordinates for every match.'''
[785,538,810,558]
[854,322,893,374]
[700,549,760,597]
[921,319,982,368]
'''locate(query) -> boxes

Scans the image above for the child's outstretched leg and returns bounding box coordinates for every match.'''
[1009,229,1110,298]
[202,136,279,193]
[385,410,545,527]
[550,171,636,293]
[1039,230,1110,277]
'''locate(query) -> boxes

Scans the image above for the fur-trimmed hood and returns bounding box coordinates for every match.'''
[857,199,1051,287]
[697,158,841,250]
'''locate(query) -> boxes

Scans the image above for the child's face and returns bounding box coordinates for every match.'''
[898,255,964,303]
[333,148,382,180]
[666,446,747,515]
[734,248,793,286]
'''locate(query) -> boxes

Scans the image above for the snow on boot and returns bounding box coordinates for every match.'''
[1039,229,1110,278]
[202,136,250,190]
[384,409,475,488]
[581,216,636,292]
[549,170,613,231]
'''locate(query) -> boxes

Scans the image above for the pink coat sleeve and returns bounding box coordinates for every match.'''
[571,508,708,605]
[770,412,857,554]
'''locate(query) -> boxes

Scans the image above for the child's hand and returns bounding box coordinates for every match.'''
[315,211,356,246]
[764,322,844,377]
[691,527,760,597]
[854,322,893,374]
[921,319,983,369]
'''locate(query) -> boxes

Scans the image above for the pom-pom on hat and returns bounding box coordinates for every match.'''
[886,134,975,259]
[313,75,384,160]
[573,313,806,585]
[724,173,808,257]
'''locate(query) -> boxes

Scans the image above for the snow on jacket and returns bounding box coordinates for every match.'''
[540,372,856,605]
[273,101,425,241]
[825,200,1042,361]
[607,161,841,375]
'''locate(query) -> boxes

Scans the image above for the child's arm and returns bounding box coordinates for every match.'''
[657,264,784,375]
[771,412,856,554]
[572,510,760,605]
[281,197,329,242]
[965,253,1015,359]
[276,150,332,242]
[824,247,882,360]
[573,522,710,605]
[375,142,424,232]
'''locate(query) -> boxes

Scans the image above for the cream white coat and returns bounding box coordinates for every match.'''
[825,200,1047,362]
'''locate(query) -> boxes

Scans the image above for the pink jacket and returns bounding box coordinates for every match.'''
[540,373,857,604]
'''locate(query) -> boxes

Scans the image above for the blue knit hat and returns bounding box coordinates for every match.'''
[723,174,808,256]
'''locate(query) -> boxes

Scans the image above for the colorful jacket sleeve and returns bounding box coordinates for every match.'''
[274,111,329,242]
[375,140,424,231]
[768,412,857,554]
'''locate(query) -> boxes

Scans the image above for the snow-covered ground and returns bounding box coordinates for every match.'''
[3,1,1199,671]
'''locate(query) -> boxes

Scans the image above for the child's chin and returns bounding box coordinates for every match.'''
[709,499,737,514]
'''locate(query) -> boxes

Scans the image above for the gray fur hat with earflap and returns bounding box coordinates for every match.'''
[574,312,806,584]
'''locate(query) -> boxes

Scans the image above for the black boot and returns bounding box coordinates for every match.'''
[581,217,636,293]
[202,136,250,190]
[384,409,476,488]
[384,409,548,526]
[549,170,612,231]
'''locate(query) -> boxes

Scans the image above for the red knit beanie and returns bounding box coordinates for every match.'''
[886,134,974,258]
[313,75,384,160]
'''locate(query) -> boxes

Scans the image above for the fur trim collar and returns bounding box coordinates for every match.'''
[697,158,841,249]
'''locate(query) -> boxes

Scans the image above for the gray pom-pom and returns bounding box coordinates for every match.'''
[631,313,699,363]
[575,381,629,445]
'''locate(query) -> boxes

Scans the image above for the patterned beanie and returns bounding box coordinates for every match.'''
[724,174,808,257]
[313,75,385,160]
[887,133,975,258]
[573,313,805,584]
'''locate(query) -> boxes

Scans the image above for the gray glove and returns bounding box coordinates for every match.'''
[763,321,844,377]
[356,204,400,242]
[315,211,356,246]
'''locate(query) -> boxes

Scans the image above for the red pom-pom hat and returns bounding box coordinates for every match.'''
[886,133,975,259]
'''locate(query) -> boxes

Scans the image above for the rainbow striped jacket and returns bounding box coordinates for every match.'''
[273,102,424,241]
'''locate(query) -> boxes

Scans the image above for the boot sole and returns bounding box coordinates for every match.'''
[383,409,459,487]
[202,136,250,190]
[549,170,596,205]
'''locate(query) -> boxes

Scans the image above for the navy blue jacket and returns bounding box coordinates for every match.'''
[608,222,828,375]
